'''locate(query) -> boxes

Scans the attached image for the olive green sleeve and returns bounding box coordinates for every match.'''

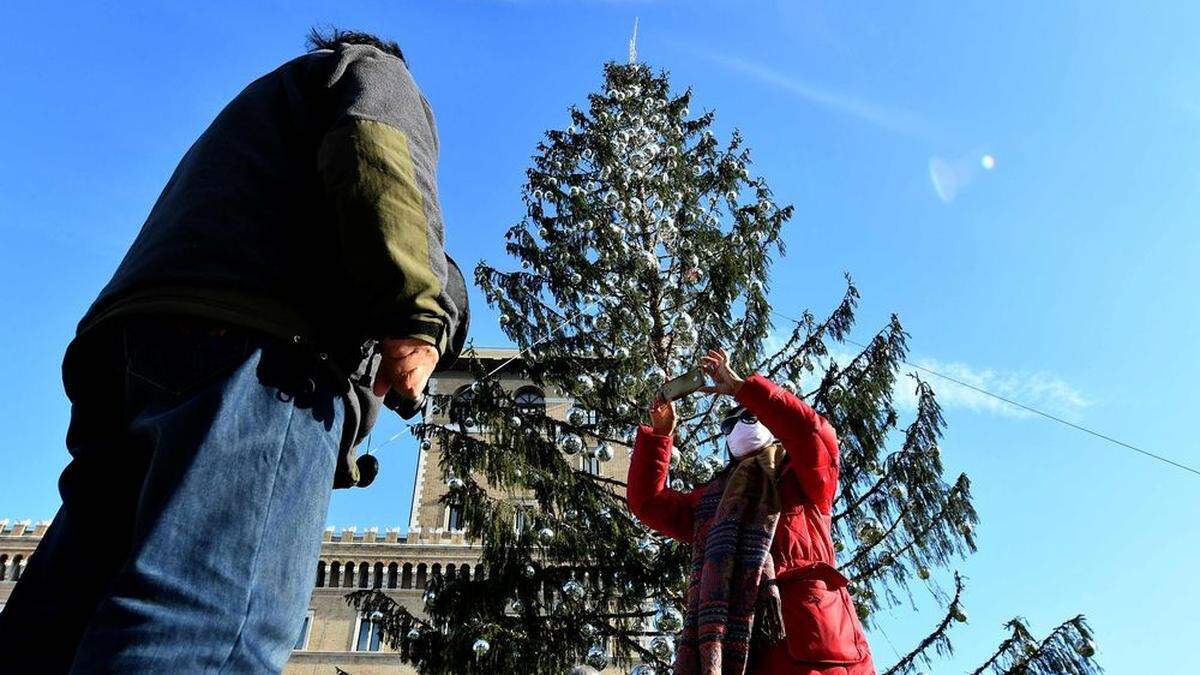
[318,117,449,352]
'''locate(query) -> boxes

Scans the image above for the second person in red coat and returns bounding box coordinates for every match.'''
[627,348,875,675]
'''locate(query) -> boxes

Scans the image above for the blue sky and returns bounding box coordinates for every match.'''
[2,1,1197,671]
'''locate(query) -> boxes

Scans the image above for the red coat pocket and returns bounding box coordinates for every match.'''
[778,577,865,665]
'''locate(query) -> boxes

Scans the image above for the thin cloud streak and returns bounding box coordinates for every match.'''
[767,338,1091,421]
[697,51,938,140]
[898,358,1092,421]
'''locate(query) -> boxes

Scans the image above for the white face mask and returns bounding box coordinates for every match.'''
[727,420,775,458]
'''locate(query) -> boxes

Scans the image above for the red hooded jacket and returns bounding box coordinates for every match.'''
[627,374,875,675]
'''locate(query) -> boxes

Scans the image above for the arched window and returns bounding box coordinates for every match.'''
[514,386,545,415]
[387,562,399,589]
[402,563,413,589]
[0,554,7,581]
[445,564,457,583]
[449,386,477,426]
[431,563,442,581]
[475,564,485,580]
[11,555,23,581]
[358,562,370,589]
[373,562,384,589]
[343,561,355,588]
[316,561,326,588]
[330,562,342,588]
[415,563,427,589]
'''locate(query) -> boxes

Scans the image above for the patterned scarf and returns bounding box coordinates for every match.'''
[674,443,787,675]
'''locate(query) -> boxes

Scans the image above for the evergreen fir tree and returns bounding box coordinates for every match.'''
[348,61,1102,675]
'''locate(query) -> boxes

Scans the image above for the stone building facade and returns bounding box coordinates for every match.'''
[1,348,634,674]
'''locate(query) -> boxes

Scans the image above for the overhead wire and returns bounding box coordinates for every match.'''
[770,309,1200,479]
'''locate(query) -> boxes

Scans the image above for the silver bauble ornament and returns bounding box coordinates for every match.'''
[407,627,421,640]
[1076,639,1096,658]
[561,434,583,455]
[596,443,614,462]
[654,606,684,633]
[585,644,608,669]
[563,580,585,601]
[538,527,555,544]
[447,476,464,490]
[569,408,588,426]
[917,566,931,580]
[650,635,674,659]
[473,638,490,656]
[857,519,883,544]
[638,537,658,556]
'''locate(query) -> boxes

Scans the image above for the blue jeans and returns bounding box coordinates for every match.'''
[0,318,342,673]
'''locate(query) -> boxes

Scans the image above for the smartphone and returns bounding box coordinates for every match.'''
[658,367,707,402]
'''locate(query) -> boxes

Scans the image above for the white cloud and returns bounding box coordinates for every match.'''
[895,357,1092,421]
[762,334,1091,421]
[692,50,938,140]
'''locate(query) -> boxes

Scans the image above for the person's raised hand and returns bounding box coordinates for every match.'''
[373,338,438,400]
[698,348,744,397]
[649,396,677,437]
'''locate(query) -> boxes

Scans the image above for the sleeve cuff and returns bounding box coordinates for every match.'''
[637,424,673,442]
[378,316,447,354]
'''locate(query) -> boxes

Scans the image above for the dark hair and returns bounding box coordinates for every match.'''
[306,27,405,62]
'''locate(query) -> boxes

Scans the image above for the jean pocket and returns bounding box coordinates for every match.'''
[124,320,251,396]
[779,578,865,665]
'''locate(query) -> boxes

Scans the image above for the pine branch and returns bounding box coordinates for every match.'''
[847,475,970,582]
[970,615,1100,675]
[880,572,965,675]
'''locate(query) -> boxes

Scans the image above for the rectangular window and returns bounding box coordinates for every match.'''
[514,507,528,535]
[447,504,466,531]
[294,612,313,650]
[354,616,383,652]
[581,455,601,475]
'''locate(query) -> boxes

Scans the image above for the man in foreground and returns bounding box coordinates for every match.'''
[627,349,875,674]
[0,28,467,672]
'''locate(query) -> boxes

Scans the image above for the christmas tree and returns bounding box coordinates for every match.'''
[348,60,1101,675]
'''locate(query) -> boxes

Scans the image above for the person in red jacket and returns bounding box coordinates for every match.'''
[627,348,875,675]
